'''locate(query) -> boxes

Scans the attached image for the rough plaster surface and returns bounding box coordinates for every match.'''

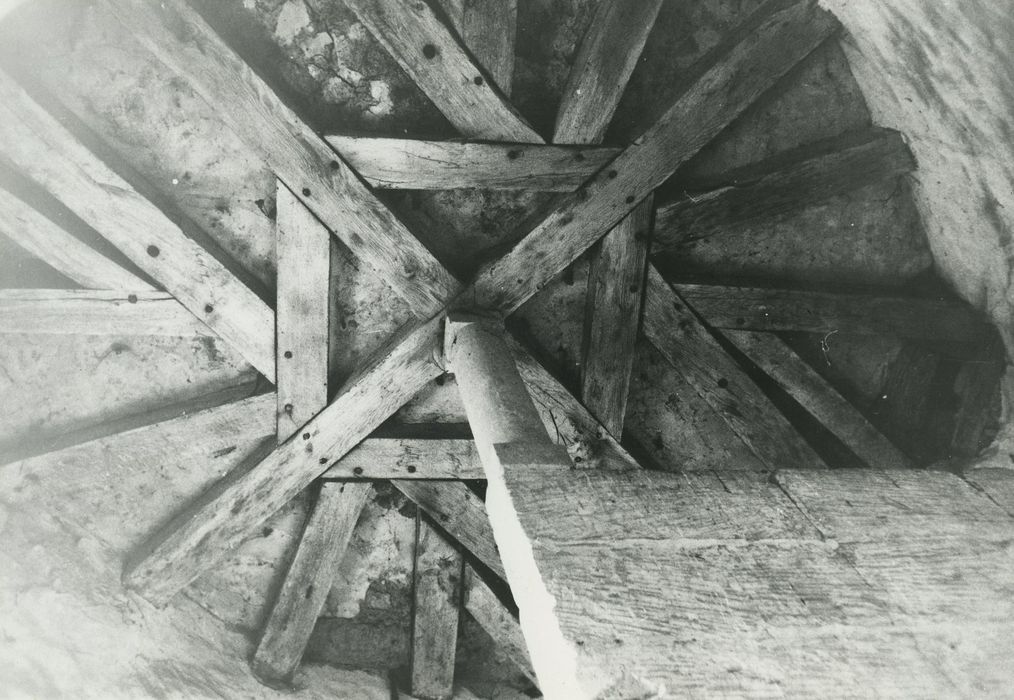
[821,1,1014,467]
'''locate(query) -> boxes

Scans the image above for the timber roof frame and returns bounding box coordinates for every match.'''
[0,0,998,694]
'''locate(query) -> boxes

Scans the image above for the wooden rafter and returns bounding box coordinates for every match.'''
[553,0,661,439]
[437,0,517,96]
[410,519,463,699]
[0,68,275,378]
[463,567,537,684]
[104,0,460,316]
[340,0,539,143]
[654,126,916,252]
[122,0,839,606]
[675,282,993,344]
[644,268,827,469]
[251,182,370,684]
[722,330,911,468]
[0,184,153,291]
[324,136,619,191]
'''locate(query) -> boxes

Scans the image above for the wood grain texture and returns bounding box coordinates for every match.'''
[654,127,916,251]
[438,0,516,96]
[553,0,663,144]
[492,467,1014,697]
[473,1,838,314]
[104,0,460,316]
[322,438,479,480]
[724,330,911,469]
[0,184,152,290]
[411,519,463,700]
[675,282,992,343]
[949,359,1005,458]
[580,197,652,437]
[0,289,212,337]
[395,479,506,582]
[463,566,537,684]
[510,336,639,471]
[0,68,275,378]
[340,0,541,143]
[324,136,618,191]
[250,481,370,683]
[275,182,330,440]
[122,315,444,605]
[643,267,825,470]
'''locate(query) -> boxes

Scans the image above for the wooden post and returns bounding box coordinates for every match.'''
[411,518,464,699]
[444,313,577,697]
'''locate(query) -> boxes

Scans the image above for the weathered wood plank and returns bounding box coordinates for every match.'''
[554,2,659,438]
[411,519,463,700]
[510,335,639,472]
[438,0,516,96]
[654,127,916,252]
[723,330,911,469]
[675,282,992,344]
[0,289,212,337]
[463,566,537,685]
[0,184,152,291]
[963,468,1014,518]
[553,0,663,145]
[324,136,618,191]
[473,1,838,314]
[445,313,572,472]
[250,481,370,684]
[0,68,275,378]
[251,178,356,685]
[394,479,506,582]
[491,467,1014,697]
[322,438,480,480]
[275,181,330,439]
[121,1,836,602]
[105,0,461,316]
[122,315,444,605]
[950,359,1005,459]
[340,0,540,143]
[643,267,825,470]
[580,198,652,437]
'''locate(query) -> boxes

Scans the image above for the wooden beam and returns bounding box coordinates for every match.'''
[121,1,837,602]
[723,329,912,468]
[0,184,152,291]
[104,0,460,316]
[481,467,1014,696]
[472,0,838,315]
[339,0,540,143]
[0,289,212,337]
[275,181,330,438]
[444,314,577,695]
[323,439,480,480]
[438,0,516,96]
[324,136,619,191]
[580,198,652,437]
[654,127,916,252]
[251,180,365,686]
[250,481,371,684]
[950,359,1005,459]
[445,313,573,473]
[509,335,639,472]
[643,267,826,470]
[411,518,464,700]
[0,68,275,378]
[552,0,663,145]
[674,282,992,344]
[395,479,506,582]
[463,566,537,685]
[553,1,660,438]
[122,315,444,605]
